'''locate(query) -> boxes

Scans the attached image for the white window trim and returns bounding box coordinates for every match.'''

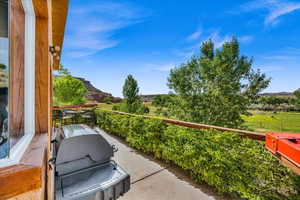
[0,0,35,167]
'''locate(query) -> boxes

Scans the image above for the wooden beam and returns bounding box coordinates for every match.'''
[9,0,25,137]
[35,16,50,134]
[32,0,48,18]
[52,0,69,70]
[0,134,47,199]
[281,156,300,176]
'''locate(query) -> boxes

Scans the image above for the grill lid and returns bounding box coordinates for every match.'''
[55,125,113,175]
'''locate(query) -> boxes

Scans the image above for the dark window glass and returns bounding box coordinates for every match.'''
[0,0,9,159]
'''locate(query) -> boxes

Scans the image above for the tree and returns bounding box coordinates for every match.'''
[167,37,270,128]
[103,96,113,104]
[119,75,149,114]
[152,94,172,107]
[53,66,87,105]
[0,64,7,70]
[58,64,70,76]
[294,91,300,109]
[121,75,141,113]
[152,94,174,116]
[123,75,140,104]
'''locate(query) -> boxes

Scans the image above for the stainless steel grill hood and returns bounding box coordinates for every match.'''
[52,124,130,200]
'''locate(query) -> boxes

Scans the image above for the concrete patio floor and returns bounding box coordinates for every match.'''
[96,128,230,200]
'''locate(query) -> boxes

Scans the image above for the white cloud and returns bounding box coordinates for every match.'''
[241,0,300,25]
[155,63,176,72]
[186,30,202,41]
[176,30,253,60]
[261,47,300,60]
[260,65,285,72]
[238,35,253,43]
[256,47,300,73]
[145,63,176,72]
[193,30,231,49]
[64,2,147,58]
[207,31,231,48]
[174,49,195,58]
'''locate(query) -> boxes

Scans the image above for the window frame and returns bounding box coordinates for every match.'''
[0,0,35,167]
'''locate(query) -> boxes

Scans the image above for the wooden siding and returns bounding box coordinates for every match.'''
[9,0,25,137]
[35,16,50,134]
[52,0,69,70]
[0,134,47,199]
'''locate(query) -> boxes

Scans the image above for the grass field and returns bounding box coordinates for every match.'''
[243,111,300,133]
[97,103,300,133]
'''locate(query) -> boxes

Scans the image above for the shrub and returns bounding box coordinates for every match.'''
[95,109,300,200]
[136,104,150,114]
[114,102,150,115]
[103,97,113,104]
[112,105,120,111]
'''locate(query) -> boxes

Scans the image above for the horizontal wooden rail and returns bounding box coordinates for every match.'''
[53,104,98,109]
[109,111,266,141]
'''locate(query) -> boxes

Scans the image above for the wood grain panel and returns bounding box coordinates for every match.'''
[9,0,25,137]
[35,16,50,134]
[32,0,48,18]
[0,134,47,199]
[7,189,43,200]
[52,0,69,70]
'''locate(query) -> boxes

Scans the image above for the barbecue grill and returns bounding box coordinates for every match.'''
[52,124,130,200]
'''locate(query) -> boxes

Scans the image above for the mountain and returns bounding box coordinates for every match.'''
[140,94,159,102]
[74,77,122,103]
[260,89,299,97]
[140,89,300,102]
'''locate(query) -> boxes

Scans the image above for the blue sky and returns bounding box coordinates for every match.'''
[61,0,300,97]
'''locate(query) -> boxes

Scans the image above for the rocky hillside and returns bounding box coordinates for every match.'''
[140,94,159,102]
[260,88,300,97]
[74,77,122,103]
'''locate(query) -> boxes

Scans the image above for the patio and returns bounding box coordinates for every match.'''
[92,128,222,200]
[52,105,227,199]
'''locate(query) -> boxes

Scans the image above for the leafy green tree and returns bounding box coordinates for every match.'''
[103,96,113,104]
[54,66,87,105]
[167,38,270,128]
[294,91,300,109]
[0,64,7,70]
[152,94,172,107]
[152,94,174,116]
[122,75,140,104]
[121,75,142,113]
[58,64,70,76]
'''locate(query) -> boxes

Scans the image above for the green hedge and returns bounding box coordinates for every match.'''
[95,109,300,200]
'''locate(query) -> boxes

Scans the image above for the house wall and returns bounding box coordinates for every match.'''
[7,189,44,200]
[0,0,68,198]
[9,0,25,138]
[0,0,52,199]
[35,6,50,135]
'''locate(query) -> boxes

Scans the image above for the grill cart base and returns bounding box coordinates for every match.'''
[52,124,130,200]
[56,162,130,200]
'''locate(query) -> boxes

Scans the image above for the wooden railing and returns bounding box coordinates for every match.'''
[53,105,300,175]
[53,105,265,140]
[53,104,98,109]
[110,111,266,141]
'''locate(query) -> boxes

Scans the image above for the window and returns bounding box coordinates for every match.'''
[0,0,35,167]
[0,0,9,159]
